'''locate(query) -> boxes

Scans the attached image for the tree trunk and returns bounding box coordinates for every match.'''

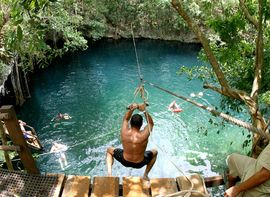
[23,72,31,98]
[249,0,266,157]
[0,121,14,171]
[10,56,25,106]
[239,0,259,29]
[171,0,268,157]
[171,0,229,89]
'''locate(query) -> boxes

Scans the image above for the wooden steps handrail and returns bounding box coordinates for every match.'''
[0,105,39,174]
[0,145,21,151]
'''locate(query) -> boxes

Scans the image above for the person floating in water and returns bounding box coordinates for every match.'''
[168,100,183,113]
[50,142,68,170]
[106,103,158,180]
[51,113,72,121]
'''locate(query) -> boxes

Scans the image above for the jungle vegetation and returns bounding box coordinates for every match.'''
[172,0,270,155]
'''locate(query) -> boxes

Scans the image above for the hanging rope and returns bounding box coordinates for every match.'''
[131,24,143,81]
[144,80,270,140]
[130,26,209,197]
[133,84,209,197]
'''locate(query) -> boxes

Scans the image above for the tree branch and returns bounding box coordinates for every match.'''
[203,83,250,103]
[250,0,263,100]
[172,0,268,155]
[204,83,266,130]
[239,0,259,30]
[171,0,230,89]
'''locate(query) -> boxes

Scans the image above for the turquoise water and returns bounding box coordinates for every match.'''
[18,39,250,179]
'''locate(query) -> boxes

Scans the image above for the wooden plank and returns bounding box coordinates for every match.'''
[0,121,14,170]
[91,176,119,197]
[0,145,21,151]
[0,105,39,174]
[150,178,178,197]
[176,174,208,197]
[204,175,224,187]
[62,175,90,197]
[123,177,150,197]
[0,113,10,120]
[48,174,65,197]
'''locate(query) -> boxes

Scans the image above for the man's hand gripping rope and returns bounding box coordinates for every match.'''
[134,83,149,104]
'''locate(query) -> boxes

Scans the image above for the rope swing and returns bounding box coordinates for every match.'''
[144,80,270,140]
[131,23,268,140]
[130,25,210,197]
[131,24,143,81]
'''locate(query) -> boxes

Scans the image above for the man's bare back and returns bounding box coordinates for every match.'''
[106,103,158,179]
[122,127,149,163]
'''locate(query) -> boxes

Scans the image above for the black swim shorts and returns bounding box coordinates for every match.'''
[113,148,153,169]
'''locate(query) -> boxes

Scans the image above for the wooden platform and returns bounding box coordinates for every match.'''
[0,168,224,197]
[51,174,224,197]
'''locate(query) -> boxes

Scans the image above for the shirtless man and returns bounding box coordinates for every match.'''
[106,103,158,180]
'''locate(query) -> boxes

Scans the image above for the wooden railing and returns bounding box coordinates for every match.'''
[0,105,39,174]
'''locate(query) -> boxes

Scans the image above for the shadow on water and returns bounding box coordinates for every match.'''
[18,39,250,180]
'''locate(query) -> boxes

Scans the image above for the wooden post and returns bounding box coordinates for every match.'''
[0,121,14,171]
[0,105,40,174]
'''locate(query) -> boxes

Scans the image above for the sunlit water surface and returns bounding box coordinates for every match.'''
[18,39,250,182]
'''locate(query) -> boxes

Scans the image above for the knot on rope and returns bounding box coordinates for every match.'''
[134,82,148,103]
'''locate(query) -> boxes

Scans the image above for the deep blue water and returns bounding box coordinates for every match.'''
[18,39,250,179]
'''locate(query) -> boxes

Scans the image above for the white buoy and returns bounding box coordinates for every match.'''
[198,92,204,97]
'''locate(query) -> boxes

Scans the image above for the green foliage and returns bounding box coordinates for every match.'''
[78,0,108,40]
[0,62,9,82]
[208,13,246,44]
[46,1,88,51]
[0,0,190,72]
[178,0,270,112]
[177,65,215,81]
[263,0,270,21]
[242,132,252,149]
[260,91,270,106]
[138,0,186,33]
[1,0,89,69]
[103,0,186,37]
[0,11,4,27]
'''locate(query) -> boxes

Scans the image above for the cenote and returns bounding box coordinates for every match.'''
[18,39,250,178]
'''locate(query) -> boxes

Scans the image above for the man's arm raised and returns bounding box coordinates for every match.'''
[144,111,154,134]
[122,103,138,132]
[137,104,154,134]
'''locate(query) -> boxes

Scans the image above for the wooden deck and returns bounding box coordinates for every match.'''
[0,105,225,196]
[52,174,224,197]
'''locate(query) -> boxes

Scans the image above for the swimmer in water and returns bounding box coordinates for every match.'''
[50,142,68,170]
[51,113,72,121]
[168,101,183,113]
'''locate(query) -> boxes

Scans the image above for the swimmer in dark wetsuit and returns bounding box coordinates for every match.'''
[106,103,158,180]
